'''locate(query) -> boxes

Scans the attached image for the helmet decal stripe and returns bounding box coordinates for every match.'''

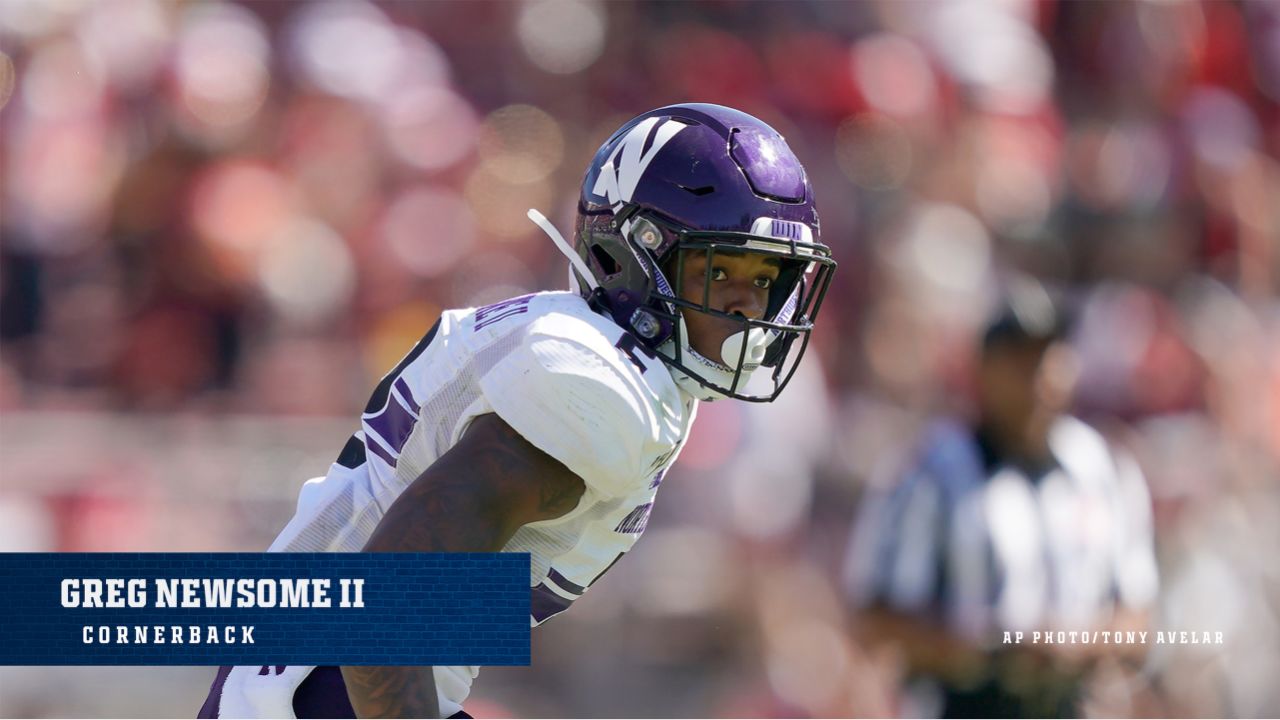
[749,217,814,247]
[592,117,685,205]
[772,219,801,241]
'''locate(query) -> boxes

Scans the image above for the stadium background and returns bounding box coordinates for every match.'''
[0,0,1277,716]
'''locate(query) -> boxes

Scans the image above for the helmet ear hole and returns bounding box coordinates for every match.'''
[590,244,622,279]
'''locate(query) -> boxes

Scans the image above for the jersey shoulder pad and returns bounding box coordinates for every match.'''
[477,293,686,498]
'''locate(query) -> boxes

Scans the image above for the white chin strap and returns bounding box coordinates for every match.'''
[662,317,775,401]
[528,208,598,292]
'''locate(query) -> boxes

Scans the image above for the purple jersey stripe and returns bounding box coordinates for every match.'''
[364,394,417,458]
[615,502,653,534]
[547,568,585,596]
[393,377,420,415]
[197,665,233,718]
[361,321,438,415]
[474,294,535,332]
[530,582,575,623]
[365,434,397,466]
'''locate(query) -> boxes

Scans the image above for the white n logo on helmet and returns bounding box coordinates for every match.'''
[592,117,685,206]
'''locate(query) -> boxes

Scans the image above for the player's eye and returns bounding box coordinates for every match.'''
[754,276,773,290]
[710,267,728,281]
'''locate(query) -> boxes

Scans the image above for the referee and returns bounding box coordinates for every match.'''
[843,283,1158,718]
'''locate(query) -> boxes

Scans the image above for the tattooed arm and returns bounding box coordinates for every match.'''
[340,413,586,719]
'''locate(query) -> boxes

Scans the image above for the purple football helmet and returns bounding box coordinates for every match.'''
[538,103,836,401]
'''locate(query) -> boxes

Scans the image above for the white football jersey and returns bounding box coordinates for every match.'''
[211,292,697,718]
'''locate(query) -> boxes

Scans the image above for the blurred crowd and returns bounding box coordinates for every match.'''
[1,0,1278,717]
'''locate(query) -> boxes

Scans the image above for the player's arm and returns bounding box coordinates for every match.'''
[340,412,586,719]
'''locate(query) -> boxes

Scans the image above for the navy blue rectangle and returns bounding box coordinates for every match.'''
[0,553,530,667]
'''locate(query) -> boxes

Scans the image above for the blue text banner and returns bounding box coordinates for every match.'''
[0,553,530,666]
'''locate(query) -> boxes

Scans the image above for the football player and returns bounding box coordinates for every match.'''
[198,103,835,719]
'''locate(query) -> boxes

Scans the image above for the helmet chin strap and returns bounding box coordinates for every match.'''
[528,209,598,292]
[663,348,736,401]
[661,316,773,401]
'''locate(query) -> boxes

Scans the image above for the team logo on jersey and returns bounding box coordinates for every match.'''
[591,117,685,206]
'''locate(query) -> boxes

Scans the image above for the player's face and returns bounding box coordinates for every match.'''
[670,249,780,362]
